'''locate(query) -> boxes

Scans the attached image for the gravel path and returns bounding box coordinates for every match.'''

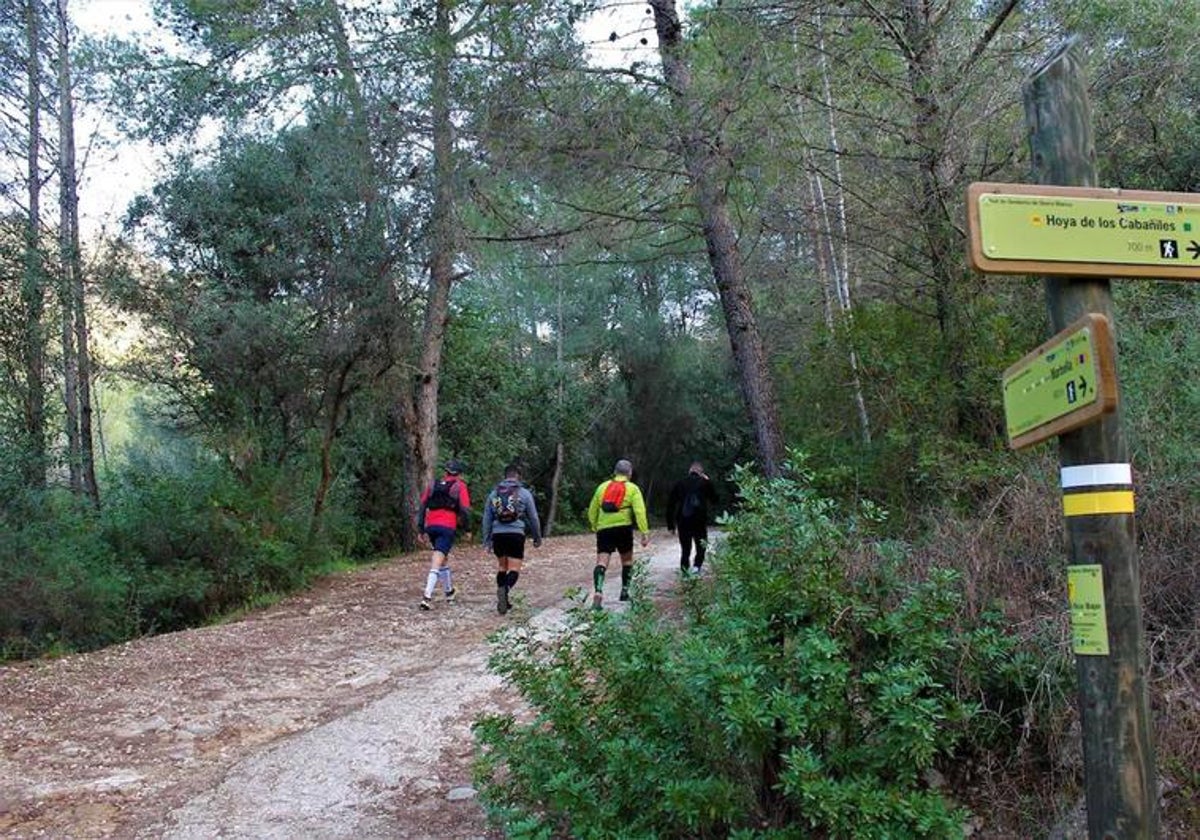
[0,531,687,839]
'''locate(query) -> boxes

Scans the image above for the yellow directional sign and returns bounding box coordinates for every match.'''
[968,182,1200,279]
[1002,313,1118,450]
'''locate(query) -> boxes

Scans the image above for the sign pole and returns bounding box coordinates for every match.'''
[1023,40,1158,838]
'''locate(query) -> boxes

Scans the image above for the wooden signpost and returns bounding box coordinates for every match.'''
[966,39,1171,840]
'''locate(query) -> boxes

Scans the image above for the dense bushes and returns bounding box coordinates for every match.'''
[474,457,1055,839]
[0,449,359,660]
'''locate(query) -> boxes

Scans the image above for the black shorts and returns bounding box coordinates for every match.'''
[492,532,526,560]
[596,525,634,555]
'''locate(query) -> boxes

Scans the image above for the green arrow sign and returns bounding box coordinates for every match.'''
[1002,313,1118,449]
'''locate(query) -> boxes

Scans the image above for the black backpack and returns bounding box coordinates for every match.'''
[427,478,460,511]
[680,488,701,520]
[491,484,524,524]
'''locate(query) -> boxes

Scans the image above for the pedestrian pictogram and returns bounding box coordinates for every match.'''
[1160,240,1178,259]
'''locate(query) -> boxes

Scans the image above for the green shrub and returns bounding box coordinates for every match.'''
[102,451,323,632]
[0,490,133,658]
[474,454,1048,839]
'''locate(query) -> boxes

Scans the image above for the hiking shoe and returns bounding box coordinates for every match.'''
[419,597,432,611]
[445,587,457,604]
[619,588,630,602]
[592,591,603,610]
[497,585,510,615]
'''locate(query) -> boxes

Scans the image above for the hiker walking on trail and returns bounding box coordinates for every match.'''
[586,458,650,610]
[481,464,543,616]
[667,460,718,575]
[417,459,472,611]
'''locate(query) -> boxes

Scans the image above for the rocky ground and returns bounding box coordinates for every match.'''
[0,532,684,839]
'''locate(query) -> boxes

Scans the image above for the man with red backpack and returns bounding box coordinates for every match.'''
[586,459,649,610]
[417,459,472,611]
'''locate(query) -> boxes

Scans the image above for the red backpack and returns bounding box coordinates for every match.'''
[600,480,627,513]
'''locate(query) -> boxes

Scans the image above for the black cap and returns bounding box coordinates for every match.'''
[445,459,465,475]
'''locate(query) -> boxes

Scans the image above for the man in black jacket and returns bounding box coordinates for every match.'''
[666,461,718,575]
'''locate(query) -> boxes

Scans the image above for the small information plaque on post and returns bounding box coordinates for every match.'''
[1068,565,1110,656]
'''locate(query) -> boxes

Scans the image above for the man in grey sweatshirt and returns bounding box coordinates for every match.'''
[481,464,543,615]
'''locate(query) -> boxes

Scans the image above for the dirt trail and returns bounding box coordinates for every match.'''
[0,532,686,839]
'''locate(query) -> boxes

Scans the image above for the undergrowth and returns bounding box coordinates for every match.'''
[474,454,1057,839]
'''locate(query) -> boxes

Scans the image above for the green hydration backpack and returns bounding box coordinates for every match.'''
[600,479,627,513]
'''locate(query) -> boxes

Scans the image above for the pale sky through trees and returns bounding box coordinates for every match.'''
[73,0,160,237]
[69,0,662,238]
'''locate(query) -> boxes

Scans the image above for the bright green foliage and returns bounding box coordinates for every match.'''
[474,454,1046,838]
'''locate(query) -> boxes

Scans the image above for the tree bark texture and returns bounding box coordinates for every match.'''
[896,0,970,436]
[649,0,784,478]
[22,0,47,489]
[1024,40,1158,840]
[56,0,98,504]
[402,0,461,542]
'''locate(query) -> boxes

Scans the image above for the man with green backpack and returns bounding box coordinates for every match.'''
[586,458,650,610]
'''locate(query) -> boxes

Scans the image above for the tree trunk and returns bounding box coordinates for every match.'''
[310,0,381,536]
[1024,41,1158,838]
[896,0,967,436]
[544,276,566,537]
[814,12,870,444]
[21,0,47,489]
[56,0,98,506]
[404,0,461,540]
[887,0,1019,441]
[649,0,784,478]
[546,441,564,537]
[310,354,357,534]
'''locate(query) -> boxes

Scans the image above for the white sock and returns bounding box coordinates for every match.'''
[439,567,453,592]
[424,570,439,599]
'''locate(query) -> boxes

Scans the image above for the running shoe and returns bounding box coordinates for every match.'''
[497,585,510,615]
[419,597,432,611]
[592,591,603,610]
[445,587,456,603]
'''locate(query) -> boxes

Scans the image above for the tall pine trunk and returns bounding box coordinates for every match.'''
[402,0,462,541]
[544,275,566,537]
[21,0,47,489]
[56,0,98,504]
[814,12,870,444]
[649,0,784,477]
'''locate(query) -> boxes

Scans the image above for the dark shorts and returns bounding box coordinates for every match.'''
[492,532,526,560]
[425,526,456,555]
[596,525,634,556]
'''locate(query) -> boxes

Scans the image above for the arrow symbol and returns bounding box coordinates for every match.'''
[1188,241,1200,259]
[1078,375,1089,396]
